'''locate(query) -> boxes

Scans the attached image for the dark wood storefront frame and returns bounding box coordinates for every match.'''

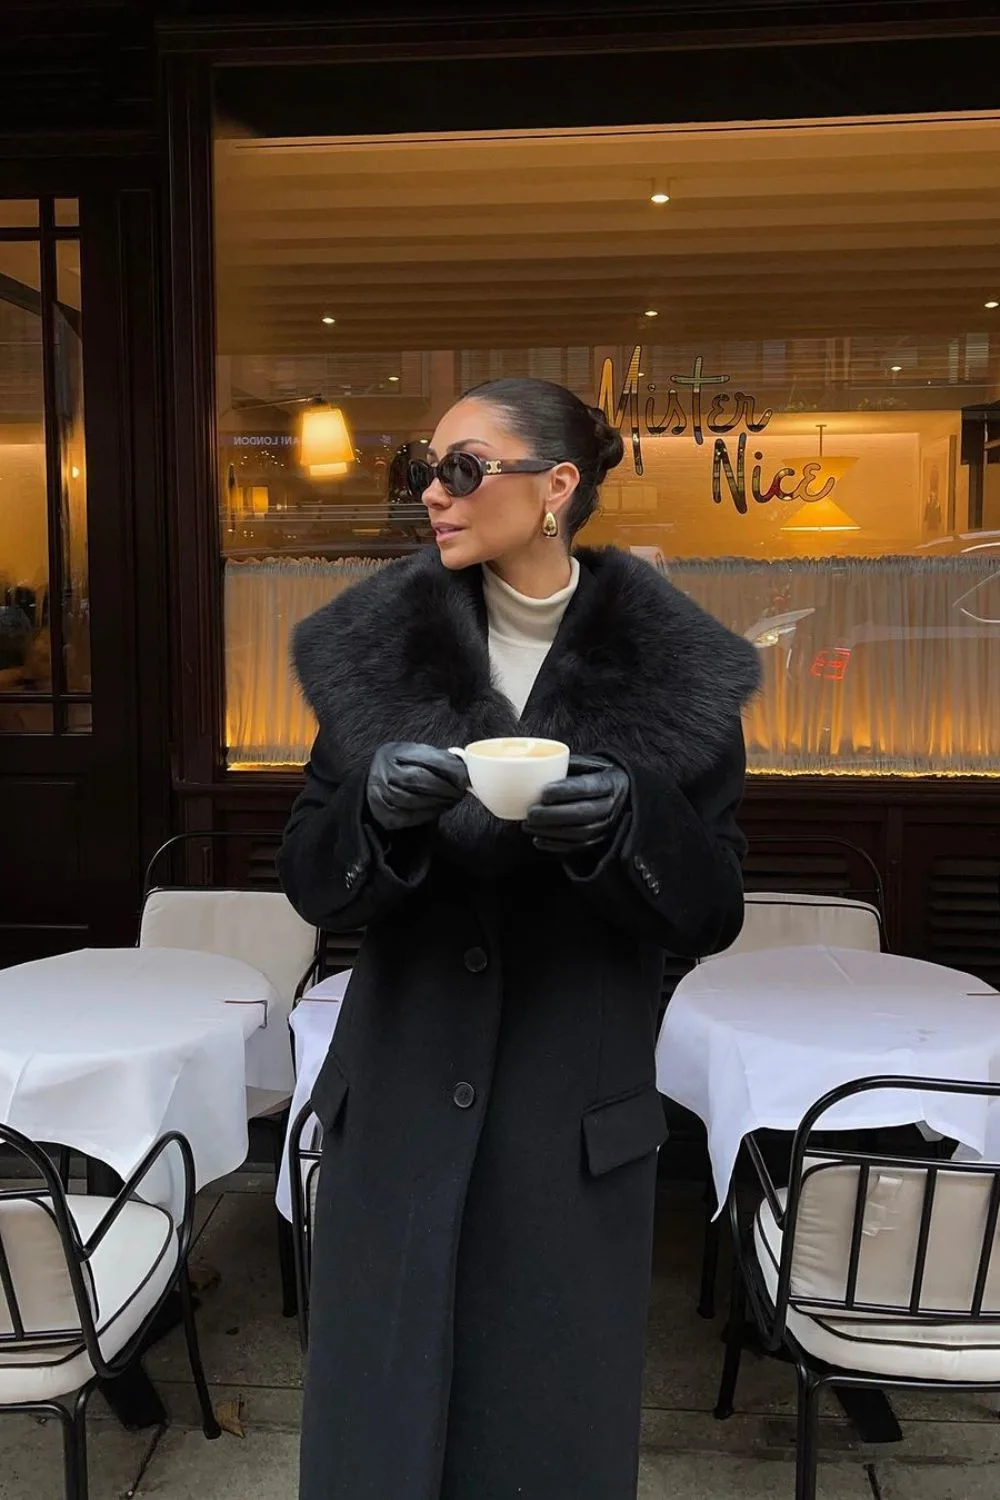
[155,4,1000,976]
[0,141,171,956]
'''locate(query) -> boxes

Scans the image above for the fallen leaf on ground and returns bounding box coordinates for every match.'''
[214,1397,246,1438]
[189,1260,222,1294]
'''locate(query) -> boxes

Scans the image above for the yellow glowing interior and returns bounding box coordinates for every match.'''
[212,112,1000,776]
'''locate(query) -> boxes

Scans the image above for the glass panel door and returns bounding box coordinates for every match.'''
[0,198,89,733]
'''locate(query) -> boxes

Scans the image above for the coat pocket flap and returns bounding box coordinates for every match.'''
[582,1085,668,1177]
[310,1053,349,1132]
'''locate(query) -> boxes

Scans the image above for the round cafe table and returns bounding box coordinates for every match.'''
[276,970,352,1221]
[0,946,277,1191]
[657,944,1000,1447]
[656,944,1000,1209]
[0,945,278,1432]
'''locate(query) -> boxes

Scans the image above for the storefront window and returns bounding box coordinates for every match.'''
[214,115,1000,775]
[0,199,90,733]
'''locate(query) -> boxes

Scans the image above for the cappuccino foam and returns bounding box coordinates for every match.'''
[471,738,564,760]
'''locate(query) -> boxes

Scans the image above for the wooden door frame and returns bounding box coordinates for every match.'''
[0,155,171,951]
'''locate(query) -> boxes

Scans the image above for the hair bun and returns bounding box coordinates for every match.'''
[586,405,626,479]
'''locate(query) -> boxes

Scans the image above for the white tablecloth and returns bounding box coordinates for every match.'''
[656,945,1000,1205]
[276,972,351,1221]
[0,947,277,1193]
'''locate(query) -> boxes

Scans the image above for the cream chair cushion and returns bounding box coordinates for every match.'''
[754,1163,1000,1381]
[301,1155,322,1242]
[0,1194,177,1404]
[724,892,881,957]
[140,887,316,1005]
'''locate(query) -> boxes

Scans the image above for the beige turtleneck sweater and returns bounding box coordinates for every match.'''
[482,558,580,718]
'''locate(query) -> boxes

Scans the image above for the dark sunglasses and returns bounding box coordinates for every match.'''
[407,451,557,500]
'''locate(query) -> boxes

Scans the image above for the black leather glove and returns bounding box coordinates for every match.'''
[523,755,630,854]
[366,742,470,832]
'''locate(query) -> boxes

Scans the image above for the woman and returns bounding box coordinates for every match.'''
[280,378,760,1500]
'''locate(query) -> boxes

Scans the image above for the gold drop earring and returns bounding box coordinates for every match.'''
[542,511,559,538]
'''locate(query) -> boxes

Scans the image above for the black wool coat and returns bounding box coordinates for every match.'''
[279,546,760,1500]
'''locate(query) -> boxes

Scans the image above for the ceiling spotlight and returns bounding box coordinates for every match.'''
[986,299,999,310]
[890,365,903,373]
[388,375,400,382]
[321,315,336,325]
[650,191,670,205]
[644,309,659,319]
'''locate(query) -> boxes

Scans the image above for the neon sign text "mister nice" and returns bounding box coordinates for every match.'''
[597,347,838,514]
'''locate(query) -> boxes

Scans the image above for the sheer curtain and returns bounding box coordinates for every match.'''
[669,556,1000,774]
[225,558,384,767]
[225,554,1000,775]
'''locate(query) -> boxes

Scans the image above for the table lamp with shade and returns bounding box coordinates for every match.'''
[780,423,861,543]
[299,400,354,477]
[228,393,356,479]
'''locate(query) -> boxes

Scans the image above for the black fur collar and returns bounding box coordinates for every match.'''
[293,546,760,867]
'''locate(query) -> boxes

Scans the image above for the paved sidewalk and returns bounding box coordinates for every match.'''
[3,1178,1000,1498]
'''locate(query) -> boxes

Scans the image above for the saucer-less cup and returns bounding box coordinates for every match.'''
[449,737,570,821]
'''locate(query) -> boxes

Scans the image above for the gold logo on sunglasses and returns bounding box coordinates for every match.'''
[483,460,502,475]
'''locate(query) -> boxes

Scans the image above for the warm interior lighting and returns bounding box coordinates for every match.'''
[249,486,269,516]
[986,300,999,310]
[644,309,659,318]
[781,496,861,533]
[299,403,354,477]
[321,315,336,325]
[890,365,903,372]
[388,375,400,382]
[650,191,670,205]
[778,423,859,495]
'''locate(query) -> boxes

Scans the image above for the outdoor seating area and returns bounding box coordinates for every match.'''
[5,1172,1000,1499]
[1,832,999,1496]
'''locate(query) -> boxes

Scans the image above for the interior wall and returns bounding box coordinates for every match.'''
[581,416,965,557]
[0,436,46,591]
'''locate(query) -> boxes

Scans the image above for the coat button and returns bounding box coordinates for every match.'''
[463,946,488,973]
[453,1082,476,1110]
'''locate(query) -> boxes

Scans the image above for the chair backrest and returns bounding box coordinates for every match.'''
[140,887,317,1004]
[0,1129,95,1360]
[784,1159,1000,1320]
[768,1077,1000,1333]
[288,1105,323,1350]
[724,891,883,957]
[725,833,886,957]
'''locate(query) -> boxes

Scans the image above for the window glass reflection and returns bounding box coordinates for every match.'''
[0,238,49,709]
[56,238,89,695]
[0,201,39,229]
[213,116,1000,774]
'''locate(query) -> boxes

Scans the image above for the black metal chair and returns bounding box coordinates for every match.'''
[141,831,323,1318]
[0,1125,219,1500]
[287,1102,324,1352]
[715,1076,1000,1500]
[695,834,887,1321]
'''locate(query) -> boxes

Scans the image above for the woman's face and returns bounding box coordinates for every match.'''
[422,398,577,571]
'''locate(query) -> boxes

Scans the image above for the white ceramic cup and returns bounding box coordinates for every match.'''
[449,737,570,821]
